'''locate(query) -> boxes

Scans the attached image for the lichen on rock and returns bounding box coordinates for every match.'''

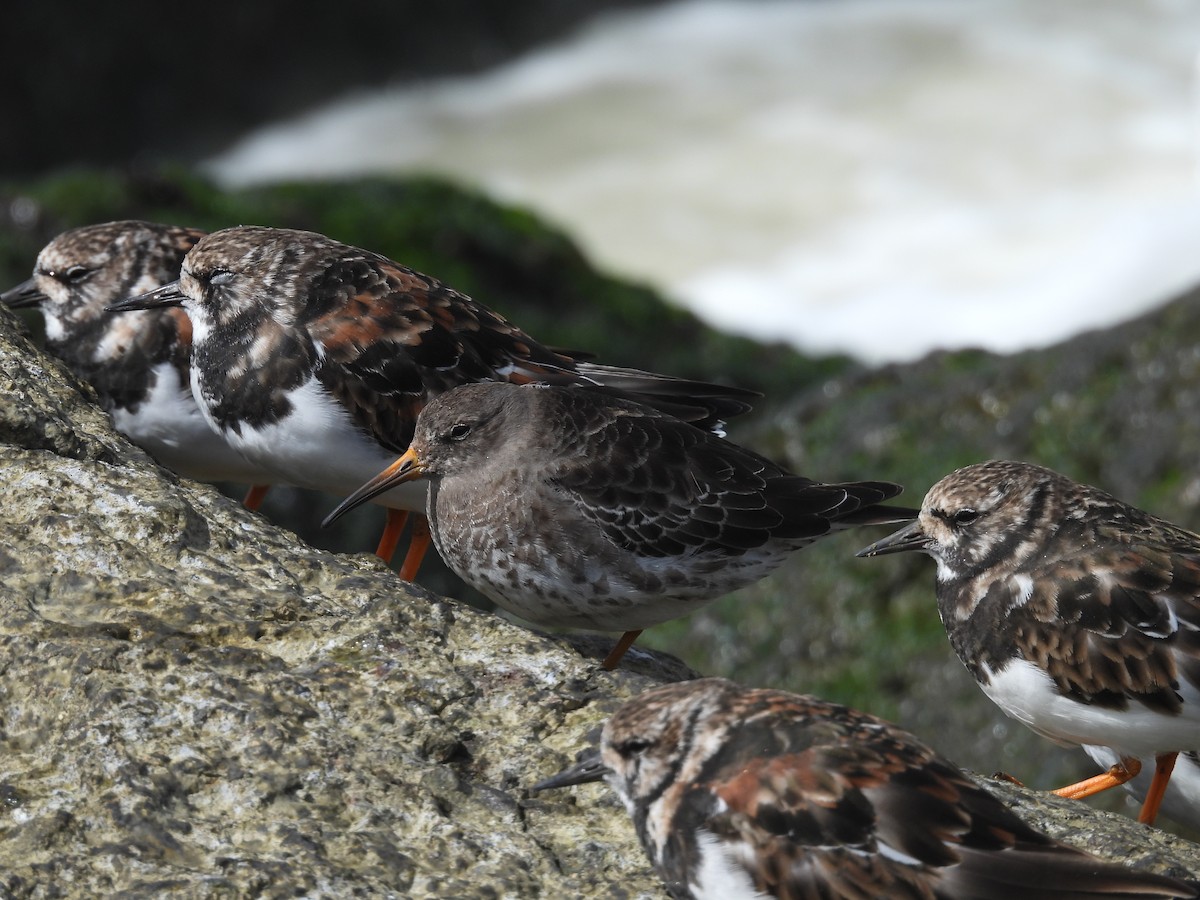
[0,302,673,897]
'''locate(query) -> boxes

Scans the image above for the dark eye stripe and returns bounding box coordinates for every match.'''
[972,482,1048,573]
[638,701,706,815]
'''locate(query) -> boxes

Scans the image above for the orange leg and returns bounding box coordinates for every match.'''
[1053,756,1142,801]
[375,509,409,563]
[397,515,432,582]
[1138,751,1178,826]
[242,484,270,511]
[602,630,643,671]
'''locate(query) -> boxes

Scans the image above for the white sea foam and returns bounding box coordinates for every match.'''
[206,0,1200,362]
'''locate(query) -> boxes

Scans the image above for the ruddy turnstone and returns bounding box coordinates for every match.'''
[107,225,756,578]
[532,678,1198,899]
[858,459,1200,826]
[2,220,273,503]
[322,381,914,668]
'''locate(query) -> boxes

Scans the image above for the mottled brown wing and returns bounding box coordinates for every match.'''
[544,390,902,558]
[157,225,207,267]
[676,696,1193,900]
[305,252,577,452]
[659,697,966,898]
[1011,539,1200,712]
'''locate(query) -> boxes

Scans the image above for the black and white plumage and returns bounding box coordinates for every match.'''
[2,220,271,485]
[532,678,1198,900]
[105,225,757,574]
[323,381,913,665]
[858,459,1200,826]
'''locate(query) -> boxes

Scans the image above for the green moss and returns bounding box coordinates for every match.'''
[1134,465,1187,513]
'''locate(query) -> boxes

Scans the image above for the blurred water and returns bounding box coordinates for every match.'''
[208,0,1200,363]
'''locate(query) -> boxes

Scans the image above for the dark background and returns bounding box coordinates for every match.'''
[2,1,664,175]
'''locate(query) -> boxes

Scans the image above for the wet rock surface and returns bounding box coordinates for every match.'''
[0,302,1198,895]
[0,303,678,897]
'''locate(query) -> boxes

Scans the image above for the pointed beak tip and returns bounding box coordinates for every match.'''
[528,757,610,793]
[107,282,186,313]
[323,450,425,528]
[855,520,929,558]
[0,280,45,309]
[320,495,364,529]
[526,775,563,795]
[106,297,156,313]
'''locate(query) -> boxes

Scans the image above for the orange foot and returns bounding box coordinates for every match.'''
[1053,756,1142,801]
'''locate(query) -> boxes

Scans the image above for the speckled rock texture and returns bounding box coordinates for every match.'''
[0,303,1197,897]
[0,303,683,897]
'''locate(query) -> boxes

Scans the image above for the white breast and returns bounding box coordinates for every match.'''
[981,658,1200,757]
[690,830,772,900]
[113,362,272,484]
[205,375,427,512]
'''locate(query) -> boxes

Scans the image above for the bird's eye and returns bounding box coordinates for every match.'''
[448,423,472,441]
[208,269,235,286]
[951,508,980,526]
[615,738,651,758]
[63,266,91,282]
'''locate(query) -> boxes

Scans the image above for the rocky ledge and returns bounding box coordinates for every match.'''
[0,302,1197,897]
